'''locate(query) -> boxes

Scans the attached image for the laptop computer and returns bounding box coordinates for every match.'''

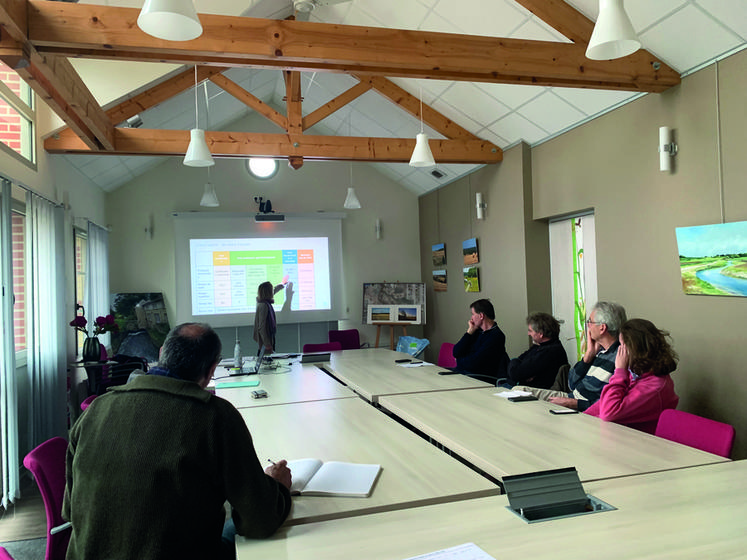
[230,345,266,376]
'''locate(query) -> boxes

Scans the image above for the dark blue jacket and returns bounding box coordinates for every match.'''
[452,324,509,382]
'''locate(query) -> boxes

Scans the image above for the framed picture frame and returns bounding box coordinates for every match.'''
[367,305,394,323]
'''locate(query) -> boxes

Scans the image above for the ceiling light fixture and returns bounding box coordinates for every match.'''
[344,113,361,209]
[183,66,214,167]
[409,85,435,168]
[137,0,203,42]
[586,0,641,61]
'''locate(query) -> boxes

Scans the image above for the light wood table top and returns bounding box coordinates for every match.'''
[237,459,747,560]
[379,387,728,483]
[238,397,499,526]
[214,360,356,409]
[327,348,491,402]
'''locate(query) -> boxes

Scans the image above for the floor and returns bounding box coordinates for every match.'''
[0,480,46,542]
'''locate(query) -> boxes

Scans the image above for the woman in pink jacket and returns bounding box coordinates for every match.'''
[585,318,678,433]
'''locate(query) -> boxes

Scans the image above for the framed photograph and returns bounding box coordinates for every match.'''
[675,220,747,296]
[109,292,170,362]
[463,237,479,265]
[433,269,447,292]
[395,305,421,324]
[463,266,480,293]
[432,242,446,267]
[367,305,394,323]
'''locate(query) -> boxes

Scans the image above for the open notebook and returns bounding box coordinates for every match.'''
[288,458,381,498]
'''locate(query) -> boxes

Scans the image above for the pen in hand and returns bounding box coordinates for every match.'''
[267,459,276,466]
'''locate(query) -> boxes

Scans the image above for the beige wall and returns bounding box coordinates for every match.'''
[531,49,747,458]
[418,143,550,364]
[105,113,422,348]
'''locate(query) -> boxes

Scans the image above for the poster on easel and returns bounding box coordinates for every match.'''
[362,283,426,324]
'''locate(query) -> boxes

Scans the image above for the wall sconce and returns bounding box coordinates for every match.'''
[375,218,382,240]
[476,192,487,220]
[659,126,678,172]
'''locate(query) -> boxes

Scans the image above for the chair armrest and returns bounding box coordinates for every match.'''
[51,521,71,535]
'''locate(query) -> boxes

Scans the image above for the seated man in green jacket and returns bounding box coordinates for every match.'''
[63,322,292,560]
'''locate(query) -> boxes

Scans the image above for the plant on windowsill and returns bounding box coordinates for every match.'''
[70,304,119,362]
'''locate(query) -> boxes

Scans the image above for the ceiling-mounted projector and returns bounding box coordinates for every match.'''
[255,213,285,222]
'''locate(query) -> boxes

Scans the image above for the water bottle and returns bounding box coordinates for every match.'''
[233,328,242,369]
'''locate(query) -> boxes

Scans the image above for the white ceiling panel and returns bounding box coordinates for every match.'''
[490,113,549,145]
[696,0,747,40]
[553,88,640,117]
[433,0,527,38]
[640,4,743,72]
[438,83,511,128]
[356,0,430,30]
[517,92,587,135]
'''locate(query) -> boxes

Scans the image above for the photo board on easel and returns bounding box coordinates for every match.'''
[362,283,426,325]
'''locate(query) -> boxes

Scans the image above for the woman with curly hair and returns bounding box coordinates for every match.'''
[585,318,679,433]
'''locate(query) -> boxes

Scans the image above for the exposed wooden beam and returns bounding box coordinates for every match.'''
[302,81,371,131]
[43,128,503,164]
[0,1,113,150]
[283,70,302,134]
[108,65,225,126]
[209,73,287,131]
[356,75,477,141]
[26,1,680,93]
[512,0,595,44]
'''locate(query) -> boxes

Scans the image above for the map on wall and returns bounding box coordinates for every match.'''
[362,283,426,325]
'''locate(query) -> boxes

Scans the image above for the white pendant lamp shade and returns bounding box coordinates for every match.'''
[200,182,219,207]
[409,133,436,167]
[184,128,214,167]
[586,0,641,60]
[344,187,361,209]
[138,0,203,42]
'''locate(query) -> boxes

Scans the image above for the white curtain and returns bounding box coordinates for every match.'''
[25,191,67,446]
[85,222,110,349]
[0,179,19,508]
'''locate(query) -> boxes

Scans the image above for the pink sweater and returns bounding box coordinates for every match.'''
[585,367,678,434]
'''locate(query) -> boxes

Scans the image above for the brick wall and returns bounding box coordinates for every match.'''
[0,67,24,155]
[12,212,25,351]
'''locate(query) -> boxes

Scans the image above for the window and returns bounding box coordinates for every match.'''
[74,230,88,353]
[246,158,278,179]
[0,61,35,166]
[11,209,25,352]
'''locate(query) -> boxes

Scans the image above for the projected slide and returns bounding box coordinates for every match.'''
[190,237,331,316]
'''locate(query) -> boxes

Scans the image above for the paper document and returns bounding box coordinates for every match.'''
[403,543,496,560]
[288,458,381,497]
[494,390,532,399]
[398,361,430,368]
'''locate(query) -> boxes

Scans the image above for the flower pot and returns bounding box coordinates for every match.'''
[82,336,102,362]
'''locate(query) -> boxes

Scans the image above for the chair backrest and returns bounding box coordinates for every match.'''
[80,394,97,411]
[0,546,16,560]
[655,409,735,458]
[437,342,457,368]
[23,437,71,560]
[396,336,430,358]
[303,341,342,353]
[328,329,361,350]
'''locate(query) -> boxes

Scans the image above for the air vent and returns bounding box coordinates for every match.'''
[430,168,447,179]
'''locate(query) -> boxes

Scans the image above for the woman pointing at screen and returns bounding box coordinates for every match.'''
[253,276,289,354]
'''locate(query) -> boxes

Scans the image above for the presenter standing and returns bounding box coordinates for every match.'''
[253,276,289,354]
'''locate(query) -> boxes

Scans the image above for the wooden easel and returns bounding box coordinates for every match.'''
[373,322,410,350]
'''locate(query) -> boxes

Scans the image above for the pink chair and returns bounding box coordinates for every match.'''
[655,409,735,458]
[328,329,362,350]
[437,342,457,368]
[80,394,97,411]
[0,547,15,560]
[23,437,71,560]
[303,341,342,353]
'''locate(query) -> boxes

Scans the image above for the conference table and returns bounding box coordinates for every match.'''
[379,387,729,483]
[238,397,499,525]
[237,458,747,559]
[327,348,492,403]
[213,359,356,409]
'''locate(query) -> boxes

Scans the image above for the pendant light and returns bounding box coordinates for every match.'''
[344,113,361,209]
[137,0,203,42]
[200,173,220,207]
[409,84,435,168]
[585,0,641,60]
[184,66,214,167]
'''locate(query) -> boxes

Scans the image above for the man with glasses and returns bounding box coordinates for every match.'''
[513,301,626,411]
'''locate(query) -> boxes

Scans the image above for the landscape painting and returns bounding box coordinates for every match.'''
[433,269,447,292]
[432,243,446,267]
[463,238,479,265]
[396,306,420,323]
[675,221,747,297]
[463,267,480,293]
[110,292,170,362]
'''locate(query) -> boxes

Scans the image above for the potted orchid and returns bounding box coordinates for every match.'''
[71,304,119,362]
